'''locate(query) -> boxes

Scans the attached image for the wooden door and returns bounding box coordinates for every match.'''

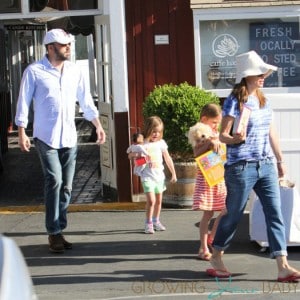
[125,0,195,193]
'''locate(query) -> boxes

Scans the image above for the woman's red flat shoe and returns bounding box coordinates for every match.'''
[278,273,300,282]
[206,268,231,278]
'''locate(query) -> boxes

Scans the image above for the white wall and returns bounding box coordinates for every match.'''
[268,93,300,189]
[104,0,129,113]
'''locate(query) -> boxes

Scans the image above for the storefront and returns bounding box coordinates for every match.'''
[0,1,123,200]
[0,0,196,203]
[2,1,300,202]
[191,0,300,188]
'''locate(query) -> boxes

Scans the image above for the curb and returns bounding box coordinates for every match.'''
[0,202,146,214]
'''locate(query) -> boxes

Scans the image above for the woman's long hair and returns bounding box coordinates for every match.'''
[231,78,266,111]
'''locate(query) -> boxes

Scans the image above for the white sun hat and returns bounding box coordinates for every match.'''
[235,50,277,84]
[43,28,74,45]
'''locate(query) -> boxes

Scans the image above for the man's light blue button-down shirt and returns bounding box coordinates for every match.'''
[15,56,98,149]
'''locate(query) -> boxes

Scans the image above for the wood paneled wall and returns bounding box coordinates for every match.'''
[125,0,195,193]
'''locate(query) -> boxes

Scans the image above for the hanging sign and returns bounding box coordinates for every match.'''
[5,24,45,31]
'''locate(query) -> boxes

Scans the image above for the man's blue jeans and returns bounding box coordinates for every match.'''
[213,158,287,258]
[34,138,77,235]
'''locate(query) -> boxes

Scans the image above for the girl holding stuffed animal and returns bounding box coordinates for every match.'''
[189,103,226,261]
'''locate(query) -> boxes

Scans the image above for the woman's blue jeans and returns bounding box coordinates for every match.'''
[34,138,77,235]
[213,159,287,258]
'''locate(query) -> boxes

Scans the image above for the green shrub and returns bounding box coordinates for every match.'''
[143,82,220,160]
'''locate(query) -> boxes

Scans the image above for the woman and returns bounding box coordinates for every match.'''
[207,50,300,282]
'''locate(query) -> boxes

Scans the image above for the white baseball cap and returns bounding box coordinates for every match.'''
[43,29,74,45]
[235,50,277,84]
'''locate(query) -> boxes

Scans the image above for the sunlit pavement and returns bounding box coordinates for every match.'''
[1,209,300,300]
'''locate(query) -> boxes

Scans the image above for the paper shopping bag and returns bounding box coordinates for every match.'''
[280,186,300,243]
[250,186,300,244]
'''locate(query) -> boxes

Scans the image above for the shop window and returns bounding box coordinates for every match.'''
[0,0,21,13]
[199,18,300,89]
[29,0,97,12]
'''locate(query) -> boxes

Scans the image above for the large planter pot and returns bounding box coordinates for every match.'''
[163,161,197,208]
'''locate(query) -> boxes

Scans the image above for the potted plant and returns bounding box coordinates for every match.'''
[143,82,220,207]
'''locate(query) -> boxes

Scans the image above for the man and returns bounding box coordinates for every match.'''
[15,28,106,253]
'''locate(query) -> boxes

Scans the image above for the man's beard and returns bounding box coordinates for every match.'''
[53,45,69,61]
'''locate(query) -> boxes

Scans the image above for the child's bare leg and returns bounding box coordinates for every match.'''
[152,193,163,220]
[199,211,214,252]
[145,192,155,222]
[209,209,226,240]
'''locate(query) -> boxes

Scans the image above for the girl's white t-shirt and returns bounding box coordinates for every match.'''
[140,139,168,182]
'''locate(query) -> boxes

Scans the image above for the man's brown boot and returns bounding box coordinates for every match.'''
[48,234,64,253]
[58,234,73,249]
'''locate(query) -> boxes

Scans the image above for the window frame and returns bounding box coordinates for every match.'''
[0,0,102,20]
[193,6,300,97]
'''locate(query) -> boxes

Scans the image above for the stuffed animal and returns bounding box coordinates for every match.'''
[188,122,213,148]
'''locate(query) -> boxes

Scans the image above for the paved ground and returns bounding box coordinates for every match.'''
[1,210,300,300]
[1,120,300,299]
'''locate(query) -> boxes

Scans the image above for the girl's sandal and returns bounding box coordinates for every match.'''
[197,251,212,261]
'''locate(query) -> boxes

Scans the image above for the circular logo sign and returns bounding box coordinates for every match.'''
[212,34,239,58]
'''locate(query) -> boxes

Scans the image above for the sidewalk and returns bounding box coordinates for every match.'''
[1,209,300,300]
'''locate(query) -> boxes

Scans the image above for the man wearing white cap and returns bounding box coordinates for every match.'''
[15,28,106,253]
[206,50,300,282]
